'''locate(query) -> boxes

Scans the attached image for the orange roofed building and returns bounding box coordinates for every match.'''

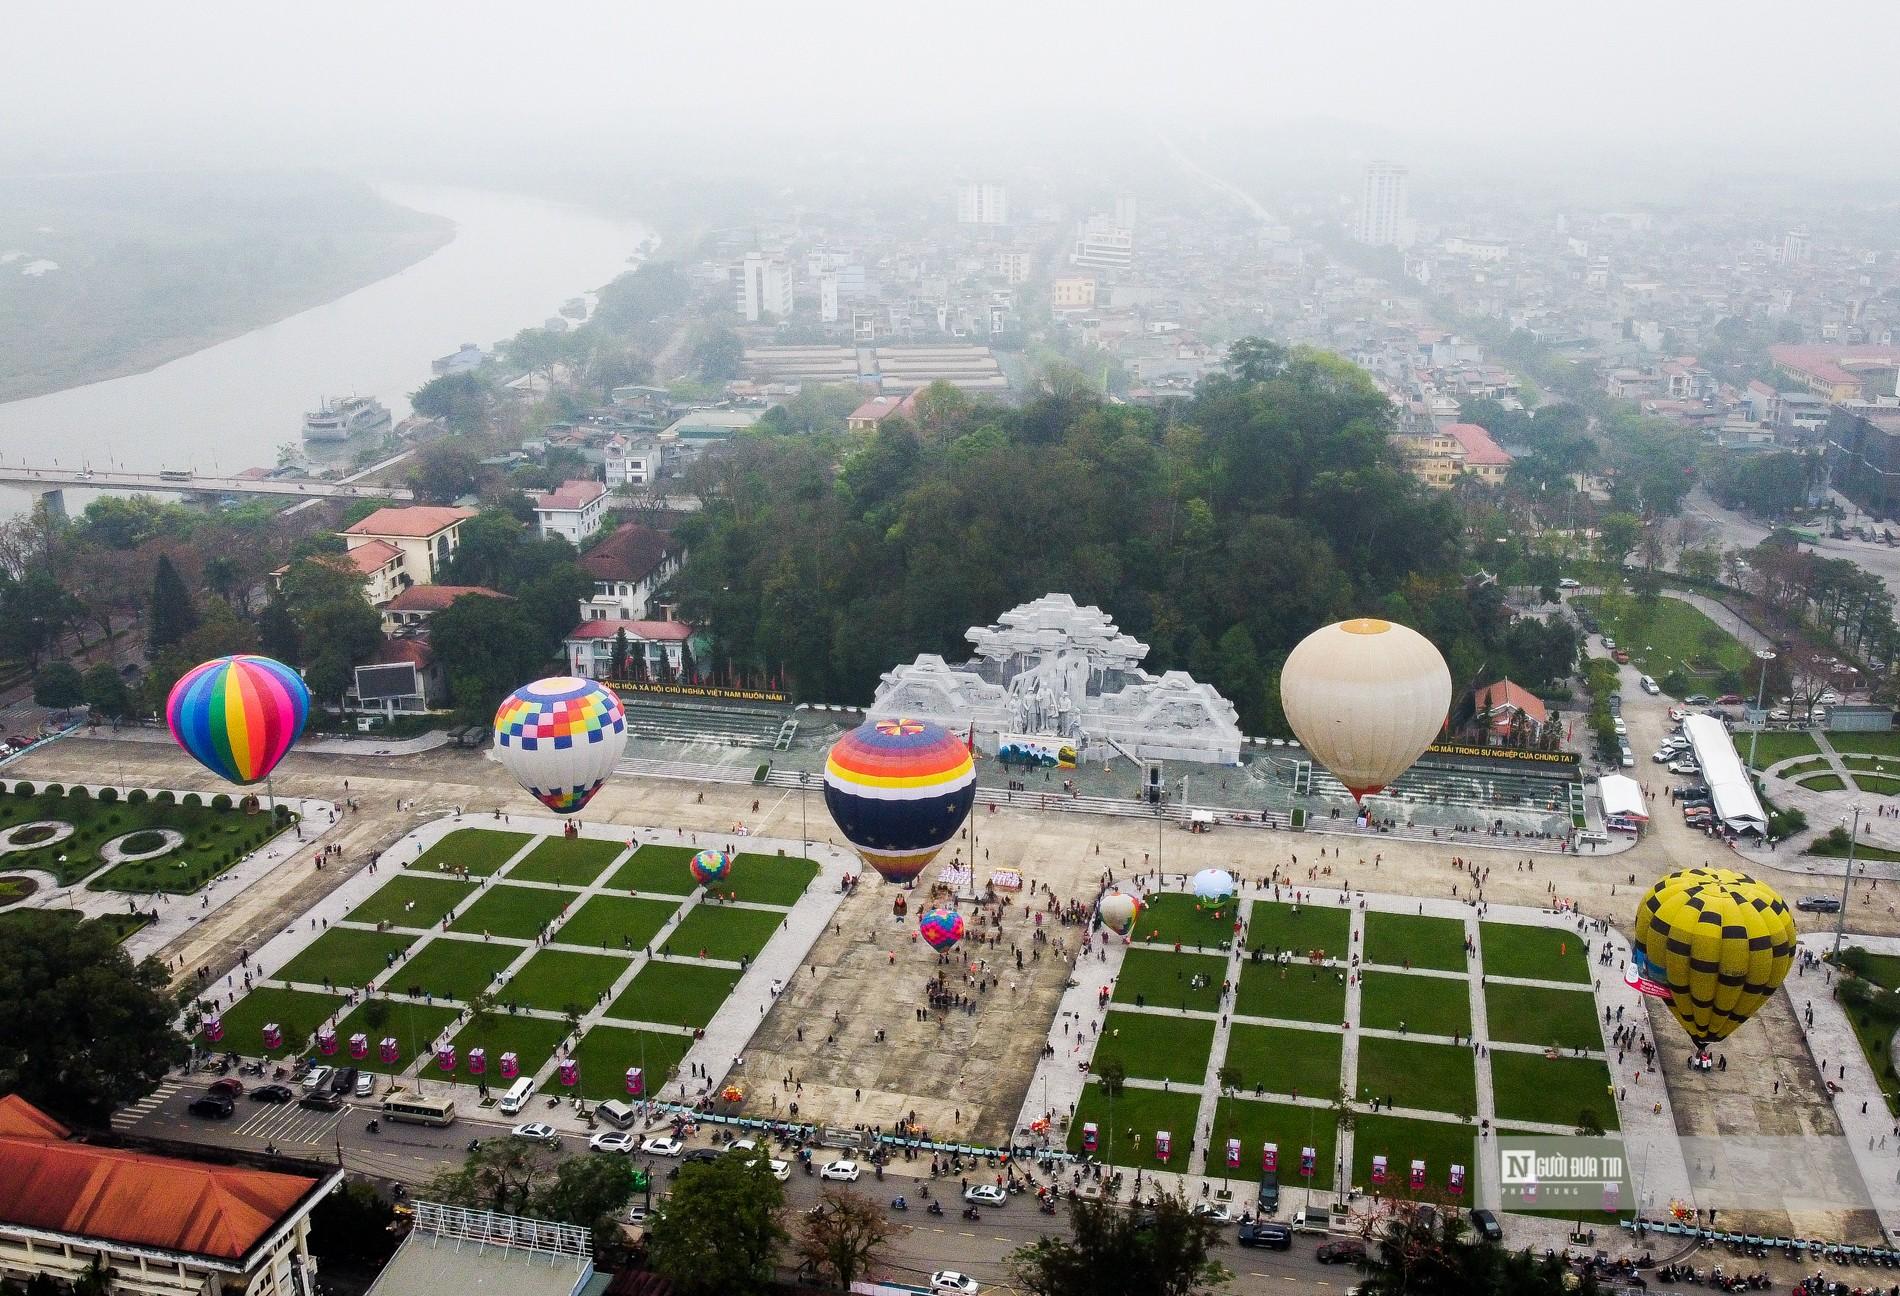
[1473,678,1547,738]
[0,1095,340,1296]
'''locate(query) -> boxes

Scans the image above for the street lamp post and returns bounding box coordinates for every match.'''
[1745,649,1777,778]
[798,772,809,856]
[1835,805,1862,960]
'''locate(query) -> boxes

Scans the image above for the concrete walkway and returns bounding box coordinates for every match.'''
[66,724,450,757]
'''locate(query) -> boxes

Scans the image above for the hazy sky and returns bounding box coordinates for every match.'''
[7,1,1894,174]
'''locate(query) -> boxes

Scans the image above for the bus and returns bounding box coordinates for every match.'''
[381,1089,457,1127]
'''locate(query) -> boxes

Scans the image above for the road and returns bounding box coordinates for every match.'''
[124,1074,1352,1294]
[0,464,415,501]
[1687,486,1900,596]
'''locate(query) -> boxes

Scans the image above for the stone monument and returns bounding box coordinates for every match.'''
[866,593,1242,765]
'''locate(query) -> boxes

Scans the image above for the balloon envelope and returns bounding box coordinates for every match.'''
[919,907,965,951]
[690,849,732,886]
[492,677,629,814]
[1633,867,1796,1048]
[1099,890,1143,936]
[1280,618,1451,800]
[166,655,311,786]
[1192,869,1236,902]
[824,717,976,885]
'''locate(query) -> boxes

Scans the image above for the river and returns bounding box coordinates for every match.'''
[0,184,649,512]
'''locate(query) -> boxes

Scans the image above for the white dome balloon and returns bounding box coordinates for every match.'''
[1191,868,1236,901]
[1280,618,1451,800]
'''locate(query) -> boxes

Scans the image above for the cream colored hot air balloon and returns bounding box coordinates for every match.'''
[1280,618,1452,800]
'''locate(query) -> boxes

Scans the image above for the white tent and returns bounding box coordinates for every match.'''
[1681,714,1768,835]
[1597,773,1648,821]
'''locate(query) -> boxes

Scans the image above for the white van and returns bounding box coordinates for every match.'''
[497,1077,534,1116]
[595,1099,637,1130]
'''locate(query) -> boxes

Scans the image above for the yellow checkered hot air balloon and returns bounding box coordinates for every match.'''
[1632,867,1797,1054]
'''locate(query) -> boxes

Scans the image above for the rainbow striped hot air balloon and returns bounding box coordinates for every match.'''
[166,655,311,786]
[1099,890,1143,937]
[492,677,628,814]
[823,717,976,885]
[690,849,732,886]
[919,907,965,951]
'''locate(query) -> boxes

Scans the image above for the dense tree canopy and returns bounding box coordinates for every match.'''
[672,343,1574,728]
[1009,1194,1229,1296]
[647,1154,785,1296]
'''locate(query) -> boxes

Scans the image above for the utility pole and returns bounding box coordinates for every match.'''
[1744,649,1776,776]
[1835,804,1861,959]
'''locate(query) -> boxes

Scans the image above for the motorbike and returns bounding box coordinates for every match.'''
[963,1207,982,1222]
[926,1201,944,1216]
[890,1197,908,1212]
[365,1119,380,1134]
[466,1138,480,1153]
[1038,1201,1057,1216]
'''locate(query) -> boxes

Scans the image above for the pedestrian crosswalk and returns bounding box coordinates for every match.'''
[233,1101,351,1145]
[111,1081,179,1129]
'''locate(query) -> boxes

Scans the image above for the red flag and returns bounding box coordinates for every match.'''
[966,722,976,753]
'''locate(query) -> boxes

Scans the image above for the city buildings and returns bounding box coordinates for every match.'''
[735,252,794,322]
[578,521,684,621]
[1393,422,1513,488]
[532,479,609,544]
[565,617,694,679]
[956,181,1008,225]
[1071,216,1133,270]
[330,505,477,606]
[1357,161,1410,247]
[0,1095,340,1296]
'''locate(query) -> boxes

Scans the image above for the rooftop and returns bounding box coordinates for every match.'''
[1443,422,1513,466]
[383,585,508,613]
[847,391,921,425]
[341,540,403,574]
[533,479,608,512]
[0,1096,323,1264]
[343,506,477,539]
[579,522,678,585]
[566,617,694,643]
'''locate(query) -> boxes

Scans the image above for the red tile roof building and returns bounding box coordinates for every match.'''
[578,522,684,621]
[565,616,695,680]
[0,1095,339,1296]
[1473,678,1547,737]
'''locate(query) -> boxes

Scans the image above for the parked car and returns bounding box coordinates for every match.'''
[1669,759,1699,775]
[1190,1203,1234,1223]
[1603,637,1618,650]
[511,1122,560,1144]
[1612,649,1631,664]
[1470,1209,1503,1242]
[354,1072,375,1099]
[329,1067,357,1096]
[299,1091,343,1112]
[820,1160,861,1182]
[640,1136,683,1157]
[682,1148,721,1165]
[1668,707,1688,721]
[208,1077,244,1098]
[300,1065,333,1092]
[964,1184,1007,1207]
[766,1158,792,1181]
[1620,750,1636,768]
[1797,896,1843,913]
[930,1273,981,1295]
[1238,1221,1293,1249]
[1318,1239,1368,1264]
[1686,694,1712,705]
[188,1094,234,1119]
[1718,693,1743,705]
[249,1084,293,1104]
[1640,675,1661,695]
[1559,577,1582,590]
[1257,1172,1280,1214]
[589,1130,637,1154]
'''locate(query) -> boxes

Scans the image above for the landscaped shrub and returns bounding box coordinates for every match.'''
[68,786,90,800]
[154,790,175,804]
[12,782,31,795]
[97,787,118,803]
[181,793,200,808]
[126,788,148,805]
[211,793,232,811]
[39,784,62,797]
[120,831,168,855]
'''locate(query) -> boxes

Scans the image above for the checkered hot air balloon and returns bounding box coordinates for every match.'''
[166,655,310,786]
[493,677,629,814]
[689,849,732,886]
[823,718,975,885]
[918,907,965,951]
[1634,866,1796,1051]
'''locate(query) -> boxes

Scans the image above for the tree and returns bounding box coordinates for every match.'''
[301,597,383,706]
[1594,513,1641,569]
[31,661,85,709]
[409,441,485,504]
[648,1154,786,1296]
[1679,547,1722,586]
[795,1188,892,1292]
[258,599,301,664]
[1355,1205,1597,1295]
[538,1155,638,1249]
[424,1137,560,1216]
[1009,1194,1229,1296]
[147,554,199,654]
[690,325,744,380]
[431,593,556,722]
[0,570,80,667]
[81,663,132,719]
[0,918,188,1124]
[411,371,492,434]
[1095,1057,1127,1097]
[609,629,630,681]
[309,1180,400,1267]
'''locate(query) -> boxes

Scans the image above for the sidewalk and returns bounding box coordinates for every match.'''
[64,725,451,757]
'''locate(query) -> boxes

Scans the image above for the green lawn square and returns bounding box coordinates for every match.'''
[564,1025,695,1103]
[1128,893,1240,950]
[1209,1096,1340,1193]
[504,949,632,1013]
[661,904,786,962]
[1364,912,1468,972]
[275,928,417,989]
[1092,1009,1214,1084]
[1356,1037,1477,1118]
[1235,958,1347,1024]
[1479,921,1592,984]
[1489,1051,1620,1130]
[1066,1081,1203,1170]
[607,961,742,1029]
[556,895,681,952]
[412,828,534,877]
[329,1000,461,1075]
[1360,972,1472,1039]
[507,836,626,887]
[201,987,343,1058]
[1829,731,1900,758]
[1113,949,1230,1013]
[1740,729,1821,765]
[1484,983,1603,1052]
[609,845,700,895]
[383,937,522,1002]
[447,883,580,940]
[1351,1113,1479,1200]
[1220,1024,1341,1098]
[1244,899,1351,959]
[442,1013,572,1087]
[723,853,820,905]
[346,876,475,929]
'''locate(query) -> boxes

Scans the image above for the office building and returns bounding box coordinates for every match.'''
[1357,161,1409,247]
[956,182,1008,225]
[735,253,794,322]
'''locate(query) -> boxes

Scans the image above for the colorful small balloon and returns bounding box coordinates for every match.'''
[492,676,629,814]
[919,907,965,951]
[824,717,976,885]
[1099,890,1143,936]
[166,655,311,786]
[690,849,732,886]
